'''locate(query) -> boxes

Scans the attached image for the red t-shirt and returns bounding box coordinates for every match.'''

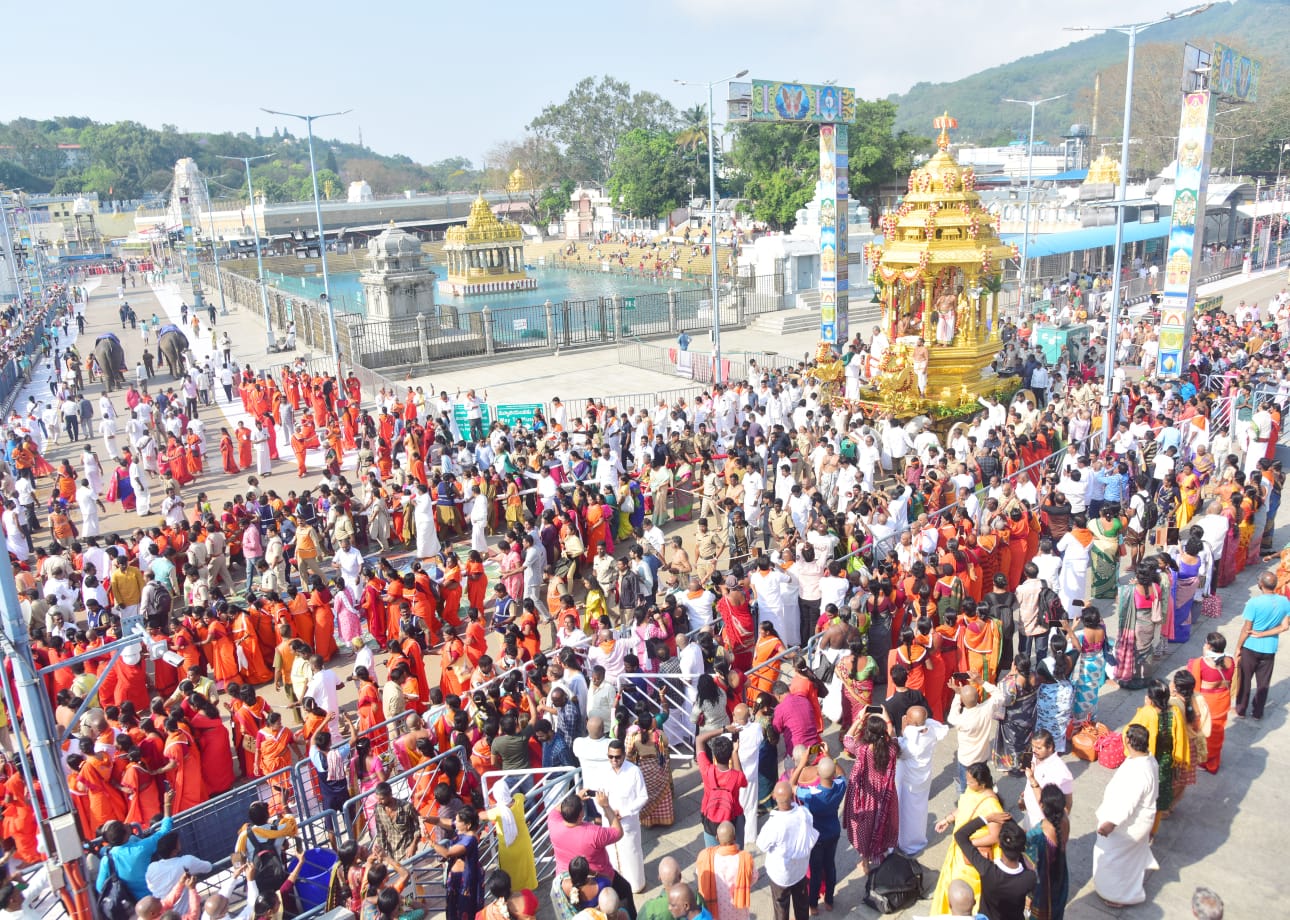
[547,808,623,877]
[697,750,748,823]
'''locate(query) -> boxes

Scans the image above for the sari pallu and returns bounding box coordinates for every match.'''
[674,462,695,521]
[1172,561,1202,644]
[1089,518,1122,600]
[1187,655,1233,773]
[1071,630,1107,723]
[1217,506,1239,587]
[834,653,876,731]
[1112,585,1138,684]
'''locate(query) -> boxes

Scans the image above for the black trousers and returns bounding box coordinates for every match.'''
[769,876,809,920]
[799,598,820,647]
[1236,647,1277,719]
[609,870,637,920]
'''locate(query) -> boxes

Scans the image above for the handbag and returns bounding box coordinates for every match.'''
[1095,730,1126,769]
[1070,720,1107,762]
[1201,593,1223,619]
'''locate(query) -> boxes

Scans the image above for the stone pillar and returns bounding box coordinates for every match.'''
[544,299,557,349]
[991,292,1000,340]
[416,313,431,365]
[481,305,496,355]
[668,289,679,333]
[611,294,624,340]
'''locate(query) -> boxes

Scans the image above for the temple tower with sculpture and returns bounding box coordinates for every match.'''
[858,114,1018,414]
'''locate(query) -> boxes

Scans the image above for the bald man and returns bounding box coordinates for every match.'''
[666,883,710,920]
[639,858,705,920]
[695,822,755,920]
[793,753,845,909]
[201,863,258,920]
[755,782,818,920]
[896,705,948,856]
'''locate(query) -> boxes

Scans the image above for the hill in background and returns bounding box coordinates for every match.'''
[888,0,1290,170]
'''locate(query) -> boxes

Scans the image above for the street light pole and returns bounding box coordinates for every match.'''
[218,154,275,351]
[1065,4,1211,438]
[1004,94,1065,313]
[200,176,229,316]
[0,189,17,299]
[261,107,352,380]
[676,69,747,384]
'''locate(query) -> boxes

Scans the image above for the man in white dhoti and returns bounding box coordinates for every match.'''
[467,484,489,553]
[895,706,947,856]
[1055,520,1092,612]
[749,556,797,647]
[129,457,152,516]
[101,414,120,460]
[81,446,103,496]
[603,739,649,893]
[867,325,889,379]
[252,422,271,475]
[1092,724,1158,908]
[731,703,763,850]
[75,480,104,537]
[412,483,441,559]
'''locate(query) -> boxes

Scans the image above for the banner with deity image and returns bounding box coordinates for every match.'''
[1157,90,1214,378]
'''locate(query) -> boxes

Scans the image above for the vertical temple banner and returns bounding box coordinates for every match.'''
[1157,90,1214,378]
[818,124,850,344]
[178,192,206,310]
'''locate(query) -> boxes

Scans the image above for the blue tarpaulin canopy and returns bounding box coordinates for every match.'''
[1001,220,1169,258]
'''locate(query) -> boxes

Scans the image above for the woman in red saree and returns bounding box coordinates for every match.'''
[165,436,193,486]
[232,608,273,685]
[219,428,239,475]
[1,768,41,864]
[463,608,488,667]
[255,712,299,813]
[464,550,487,613]
[287,588,316,651]
[439,555,463,629]
[235,423,252,470]
[160,718,206,812]
[718,584,756,673]
[120,751,163,828]
[203,614,240,688]
[262,413,280,461]
[356,667,382,733]
[187,700,236,796]
[308,579,339,661]
[361,570,387,643]
[185,432,204,477]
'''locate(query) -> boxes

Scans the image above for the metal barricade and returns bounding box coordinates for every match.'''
[340,745,469,845]
[479,767,582,887]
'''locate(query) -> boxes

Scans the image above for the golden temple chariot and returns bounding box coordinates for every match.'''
[439,194,537,296]
[856,112,1020,414]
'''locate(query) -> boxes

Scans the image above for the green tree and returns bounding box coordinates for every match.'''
[848,99,929,216]
[528,75,678,183]
[324,148,340,175]
[726,123,817,228]
[607,128,698,218]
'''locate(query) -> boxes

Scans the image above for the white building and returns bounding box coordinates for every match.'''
[347,180,374,203]
[561,186,616,240]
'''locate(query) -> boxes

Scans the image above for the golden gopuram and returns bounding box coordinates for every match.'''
[857,113,1020,416]
[438,194,538,296]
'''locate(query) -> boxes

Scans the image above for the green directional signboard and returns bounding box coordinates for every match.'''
[496,403,544,427]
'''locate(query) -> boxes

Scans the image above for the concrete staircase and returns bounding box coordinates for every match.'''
[750,288,882,336]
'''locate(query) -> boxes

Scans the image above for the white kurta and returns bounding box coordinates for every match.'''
[604,760,650,892]
[895,719,948,856]
[1092,754,1159,905]
[412,491,441,558]
[75,486,100,537]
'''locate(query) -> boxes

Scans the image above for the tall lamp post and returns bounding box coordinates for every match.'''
[199,176,229,316]
[1004,94,1065,313]
[675,69,748,383]
[1218,133,1252,177]
[260,107,352,380]
[1065,3,1211,438]
[218,154,275,351]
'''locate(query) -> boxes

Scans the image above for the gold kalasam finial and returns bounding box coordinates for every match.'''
[933,112,958,152]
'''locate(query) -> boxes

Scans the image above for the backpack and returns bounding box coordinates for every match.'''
[98,852,135,920]
[244,824,288,893]
[700,768,741,832]
[864,851,925,913]
[1135,490,1158,532]
[1037,582,1066,628]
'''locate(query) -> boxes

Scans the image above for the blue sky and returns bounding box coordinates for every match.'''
[4,0,1193,163]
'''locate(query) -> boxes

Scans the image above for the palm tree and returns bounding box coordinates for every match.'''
[676,105,709,155]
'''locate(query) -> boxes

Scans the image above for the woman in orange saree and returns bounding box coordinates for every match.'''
[232,608,273,685]
[120,752,163,829]
[220,429,239,475]
[440,555,463,629]
[746,621,785,704]
[166,436,193,486]
[203,614,240,688]
[440,628,468,698]
[185,432,203,477]
[464,550,487,614]
[160,720,206,813]
[255,713,299,813]
[236,423,252,470]
[309,582,339,662]
[356,667,382,733]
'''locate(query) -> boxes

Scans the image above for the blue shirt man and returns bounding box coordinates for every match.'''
[95,812,174,899]
[1236,572,1290,720]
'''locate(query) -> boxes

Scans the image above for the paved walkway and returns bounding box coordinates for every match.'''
[30,271,1290,919]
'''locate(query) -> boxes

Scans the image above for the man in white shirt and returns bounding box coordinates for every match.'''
[332,536,364,586]
[947,679,1004,793]
[756,781,818,919]
[572,716,613,793]
[304,655,341,736]
[603,739,650,892]
[1019,729,1074,830]
[678,576,715,630]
